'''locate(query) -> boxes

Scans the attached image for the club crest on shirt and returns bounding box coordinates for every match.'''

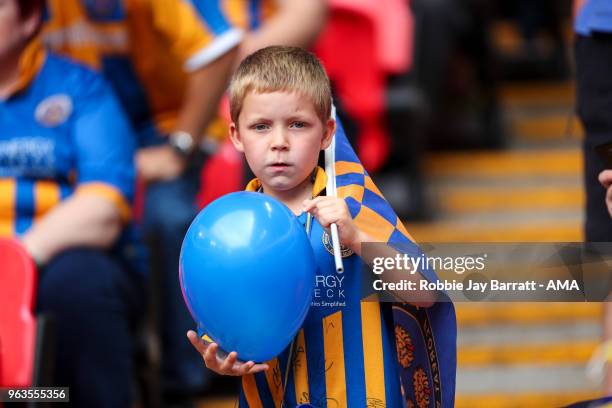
[35,94,73,127]
[322,230,354,258]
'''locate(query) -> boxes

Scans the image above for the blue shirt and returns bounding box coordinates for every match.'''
[0,41,135,236]
[575,0,612,35]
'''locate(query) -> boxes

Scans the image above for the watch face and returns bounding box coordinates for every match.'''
[171,131,195,154]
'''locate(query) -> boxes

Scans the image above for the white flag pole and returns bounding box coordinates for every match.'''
[325,104,344,273]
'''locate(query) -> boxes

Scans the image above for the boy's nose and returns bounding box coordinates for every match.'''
[270,129,289,150]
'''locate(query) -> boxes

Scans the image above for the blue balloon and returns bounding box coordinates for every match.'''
[180,191,316,362]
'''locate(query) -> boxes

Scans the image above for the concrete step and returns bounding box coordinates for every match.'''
[458,340,598,366]
[424,149,581,179]
[456,303,602,327]
[455,391,601,408]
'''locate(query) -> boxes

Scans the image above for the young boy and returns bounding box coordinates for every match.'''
[187,46,445,407]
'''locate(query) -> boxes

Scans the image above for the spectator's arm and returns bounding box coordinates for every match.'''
[238,0,328,59]
[21,193,122,264]
[175,47,237,142]
[151,0,241,142]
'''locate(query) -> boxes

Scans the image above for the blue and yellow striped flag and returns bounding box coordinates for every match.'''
[328,115,457,408]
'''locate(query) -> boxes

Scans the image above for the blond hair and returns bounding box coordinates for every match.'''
[229,46,332,125]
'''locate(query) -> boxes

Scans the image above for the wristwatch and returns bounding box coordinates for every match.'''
[168,130,195,157]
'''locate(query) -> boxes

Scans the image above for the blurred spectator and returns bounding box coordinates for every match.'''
[42,1,242,404]
[574,0,612,239]
[0,0,142,406]
[496,0,570,80]
[575,0,612,396]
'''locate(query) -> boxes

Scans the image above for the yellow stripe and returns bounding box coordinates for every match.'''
[241,375,263,408]
[360,302,387,405]
[312,166,327,197]
[354,206,395,242]
[0,179,16,237]
[458,340,598,366]
[335,161,364,176]
[293,329,310,404]
[264,358,283,408]
[76,182,131,222]
[337,184,364,203]
[34,181,61,219]
[323,311,347,407]
[364,176,384,197]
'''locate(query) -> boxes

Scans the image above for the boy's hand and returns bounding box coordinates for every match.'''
[598,170,612,218]
[187,330,269,376]
[303,197,364,253]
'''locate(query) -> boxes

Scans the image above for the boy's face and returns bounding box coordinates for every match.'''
[230,91,334,195]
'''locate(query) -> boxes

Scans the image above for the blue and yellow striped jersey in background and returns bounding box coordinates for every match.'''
[0,40,135,237]
[42,0,243,144]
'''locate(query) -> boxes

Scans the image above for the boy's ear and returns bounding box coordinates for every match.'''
[229,122,244,152]
[320,119,336,150]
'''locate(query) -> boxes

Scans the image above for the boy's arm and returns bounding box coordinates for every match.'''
[304,197,436,307]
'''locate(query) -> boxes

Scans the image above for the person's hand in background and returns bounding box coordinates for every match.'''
[598,170,612,218]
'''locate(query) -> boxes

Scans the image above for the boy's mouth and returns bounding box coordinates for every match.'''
[268,162,291,171]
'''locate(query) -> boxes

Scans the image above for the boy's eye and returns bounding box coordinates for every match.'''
[253,123,270,131]
[290,121,306,129]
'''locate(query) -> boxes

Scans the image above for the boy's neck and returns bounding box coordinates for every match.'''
[262,177,314,215]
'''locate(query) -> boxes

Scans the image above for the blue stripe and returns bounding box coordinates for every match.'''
[380,305,403,407]
[190,0,233,35]
[304,319,327,407]
[341,299,366,407]
[238,389,249,407]
[284,354,297,406]
[277,346,294,406]
[253,371,276,408]
[336,173,365,188]
[15,180,35,234]
[249,0,262,30]
[362,189,397,225]
[345,197,362,219]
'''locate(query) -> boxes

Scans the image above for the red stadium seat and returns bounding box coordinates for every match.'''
[197,140,244,208]
[0,238,37,387]
[313,0,413,173]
